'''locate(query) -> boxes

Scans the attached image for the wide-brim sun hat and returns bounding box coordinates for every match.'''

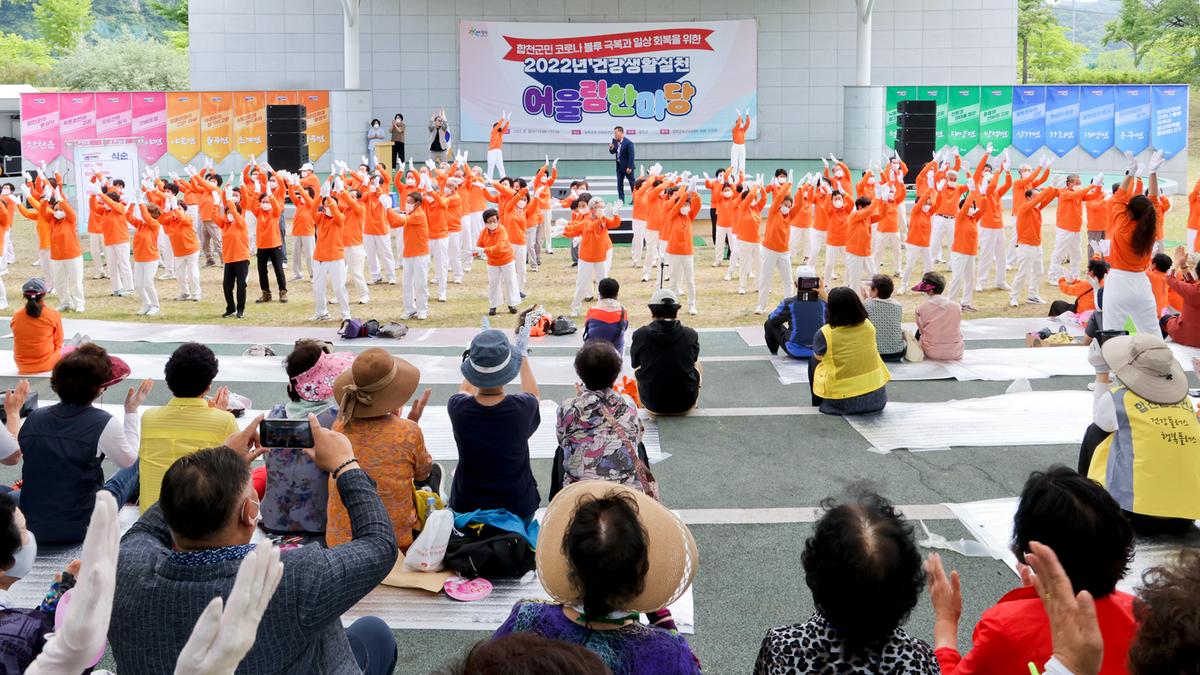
[461,329,523,389]
[537,481,698,614]
[333,348,420,420]
[100,356,131,389]
[1101,333,1188,404]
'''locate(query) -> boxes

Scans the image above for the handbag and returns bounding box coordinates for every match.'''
[443,523,535,579]
[903,330,924,363]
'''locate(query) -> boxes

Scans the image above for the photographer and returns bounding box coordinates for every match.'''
[764,266,827,359]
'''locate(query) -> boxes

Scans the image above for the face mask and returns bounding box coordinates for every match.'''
[780,206,791,215]
[680,206,691,216]
[406,178,416,187]
[922,203,932,213]
[969,207,979,216]
[722,190,732,198]
[982,173,993,185]
[6,532,35,580]
[486,221,498,230]
[517,200,527,209]
[268,181,278,190]
[261,202,272,212]
[372,123,379,128]
[53,209,65,219]
[323,208,332,217]
[834,168,844,178]
[226,214,234,223]
[378,195,391,208]
[832,199,844,209]
[775,177,784,185]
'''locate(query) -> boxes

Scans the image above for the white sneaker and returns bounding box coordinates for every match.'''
[997,283,1012,291]
[146,307,161,316]
[711,261,720,267]
[308,312,331,321]
[1008,299,1020,307]
[640,275,650,282]
[738,289,746,295]
[437,294,447,302]
[688,307,698,315]
[416,312,428,320]
[291,274,304,281]
[754,306,764,315]
[358,296,370,304]
[136,307,149,316]
[1027,296,1047,305]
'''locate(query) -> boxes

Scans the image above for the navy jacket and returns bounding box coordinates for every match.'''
[610,137,635,171]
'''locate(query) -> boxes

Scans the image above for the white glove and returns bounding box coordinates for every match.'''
[821,157,829,168]
[424,158,436,171]
[979,179,989,195]
[610,199,622,214]
[1134,163,1145,179]
[462,150,469,162]
[361,155,370,167]
[926,170,936,189]
[1123,150,1138,174]
[552,158,558,168]
[788,169,794,183]
[936,179,946,192]
[185,165,198,177]
[27,493,120,675]
[1146,148,1166,175]
[829,153,838,163]
[1091,173,1104,186]
[173,542,283,675]
[702,171,709,180]
[951,146,960,157]
[333,176,345,193]
[1045,154,1056,167]
[986,142,994,155]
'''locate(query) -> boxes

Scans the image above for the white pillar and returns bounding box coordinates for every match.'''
[342,0,361,89]
[855,0,876,87]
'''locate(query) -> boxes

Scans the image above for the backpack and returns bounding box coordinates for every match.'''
[443,523,535,580]
[377,322,409,339]
[550,316,577,336]
[363,319,381,337]
[338,318,366,339]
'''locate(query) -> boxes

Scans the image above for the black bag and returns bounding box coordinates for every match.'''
[550,316,577,336]
[443,523,535,580]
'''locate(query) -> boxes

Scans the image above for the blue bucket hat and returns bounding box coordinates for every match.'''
[461,329,523,388]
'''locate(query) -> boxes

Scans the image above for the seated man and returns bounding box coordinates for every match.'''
[630,289,701,415]
[764,266,826,359]
[111,418,399,674]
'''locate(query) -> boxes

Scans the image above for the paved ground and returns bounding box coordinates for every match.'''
[0,326,1196,674]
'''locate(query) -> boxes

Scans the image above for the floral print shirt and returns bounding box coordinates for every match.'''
[556,388,647,492]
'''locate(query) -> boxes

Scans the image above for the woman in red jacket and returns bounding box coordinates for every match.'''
[1161,247,1200,347]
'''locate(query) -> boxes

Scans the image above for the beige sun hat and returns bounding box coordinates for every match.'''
[1101,333,1188,404]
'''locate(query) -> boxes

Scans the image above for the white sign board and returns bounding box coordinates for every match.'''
[71,140,139,233]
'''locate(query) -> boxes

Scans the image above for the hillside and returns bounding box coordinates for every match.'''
[1051,0,1122,64]
[0,0,176,41]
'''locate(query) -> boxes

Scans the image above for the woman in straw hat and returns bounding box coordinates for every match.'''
[327,348,434,550]
[494,481,701,675]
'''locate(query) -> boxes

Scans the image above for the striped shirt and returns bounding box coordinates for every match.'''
[137,397,239,512]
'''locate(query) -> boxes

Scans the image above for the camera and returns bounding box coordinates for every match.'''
[795,265,819,291]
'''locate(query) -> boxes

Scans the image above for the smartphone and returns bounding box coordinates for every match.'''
[1094,330,1129,346]
[259,418,315,449]
[0,391,38,425]
[1189,389,1200,398]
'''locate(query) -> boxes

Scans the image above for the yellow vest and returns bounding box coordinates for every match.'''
[813,322,891,399]
[1088,385,1200,520]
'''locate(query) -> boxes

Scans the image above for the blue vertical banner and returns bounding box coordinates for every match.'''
[1044,86,1080,157]
[1151,85,1188,159]
[1011,86,1045,156]
[1114,85,1151,155]
[1078,86,1115,158]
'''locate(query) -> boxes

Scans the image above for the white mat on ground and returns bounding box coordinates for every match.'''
[945,497,1200,595]
[846,390,1094,452]
[740,317,1085,347]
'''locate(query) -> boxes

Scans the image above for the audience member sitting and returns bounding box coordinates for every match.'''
[0,379,29,467]
[863,274,906,361]
[449,328,541,521]
[927,467,1137,674]
[754,490,939,674]
[18,343,150,544]
[555,340,655,499]
[1051,258,1107,320]
[1147,252,1172,318]
[494,481,700,675]
[1081,333,1200,535]
[138,342,239,511]
[808,286,890,415]
[631,289,701,415]
[111,419,399,674]
[330,347,433,550]
[764,266,826,359]
[261,340,350,538]
[445,633,612,675]
[913,272,964,361]
[10,278,62,374]
[583,277,630,354]
[1161,247,1199,346]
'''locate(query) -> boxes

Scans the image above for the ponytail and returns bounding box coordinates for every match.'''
[25,293,43,319]
[1127,195,1157,258]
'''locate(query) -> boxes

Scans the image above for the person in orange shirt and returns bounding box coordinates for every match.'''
[1010,186,1059,307]
[1102,151,1165,335]
[806,178,832,268]
[639,178,671,281]
[0,182,16,267]
[474,208,520,315]
[928,167,968,265]
[730,111,749,174]
[788,179,814,258]
[95,188,134,296]
[1052,258,1107,318]
[218,191,250,319]
[663,186,702,316]
[334,181,370,305]
[386,191,431,320]
[246,186,288,304]
[1187,177,1200,252]
[899,190,936,294]
[440,175,467,283]
[1047,174,1103,281]
[977,157,1013,291]
[288,182,317,281]
[820,184,851,283]
[872,170,907,277]
[311,188,351,322]
[188,167,224,267]
[464,165,490,266]
[129,201,162,316]
[947,189,984,311]
[707,171,736,268]
[10,278,62,373]
[15,182,55,296]
[18,171,55,282]
[1147,253,1172,319]
[757,177,795,314]
[425,175,459,303]
[40,188,84,312]
[360,172,397,287]
[0,192,15,310]
[486,112,510,180]
[1086,182,1116,258]
[566,197,621,316]
[735,183,767,296]
[158,190,201,302]
[842,192,884,295]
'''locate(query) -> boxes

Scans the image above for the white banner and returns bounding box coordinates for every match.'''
[72,140,139,233]
[458,19,758,144]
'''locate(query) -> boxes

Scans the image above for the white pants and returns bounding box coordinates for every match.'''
[364,234,396,283]
[1009,244,1045,303]
[930,215,954,261]
[806,229,826,267]
[0,257,6,308]
[641,230,663,277]
[106,242,133,293]
[977,227,1007,288]
[403,254,430,315]
[822,244,844,282]
[668,254,697,310]
[739,240,761,292]
[844,253,870,294]
[52,256,85,311]
[133,260,160,312]
[89,234,106,275]
[512,243,527,292]
[757,248,792,310]
[487,262,521,308]
[313,259,351,318]
[631,219,647,265]
[788,227,807,257]
[343,244,369,301]
[391,229,406,266]
[448,231,465,281]
[714,226,732,266]
[3,235,12,264]
[38,249,52,291]
[429,238,449,297]
[902,244,933,290]
[460,216,475,271]
[486,148,506,180]
[175,252,201,299]
[1102,268,1160,335]
[291,234,314,278]
[1188,230,1196,251]
[726,234,742,277]
[730,143,746,175]
[157,231,174,275]
[873,231,902,274]
[1047,228,1082,281]
[572,261,607,312]
[947,252,976,305]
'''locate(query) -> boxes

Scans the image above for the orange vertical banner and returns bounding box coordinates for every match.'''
[299,90,329,161]
[166,93,201,164]
[265,90,299,106]
[234,91,266,160]
[201,92,233,163]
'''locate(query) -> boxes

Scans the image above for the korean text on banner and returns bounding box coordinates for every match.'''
[59,93,97,152]
[20,93,60,165]
[1151,85,1188,160]
[1011,86,1046,156]
[265,91,299,106]
[919,87,948,149]
[458,20,757,144]
[166,93,201,163]
[201,92,233,163]
[1045,86,1079,157]
[234,91,267,160]
[300,90,329,160]
[96,93,132,140]
[132,92,168,165]
[979,86,1012,152]
[1078,86,1115,159]
[947,87,980,154]
[1114,85,1151,155]
[885,86,916,150]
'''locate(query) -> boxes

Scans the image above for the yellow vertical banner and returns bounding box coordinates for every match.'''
[299,90,329,160]
[201,92,233,163]
[166,93,201,164]
[234,91,266,160]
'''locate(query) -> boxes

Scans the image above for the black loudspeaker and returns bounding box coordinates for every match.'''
[898,99,936,115]
[267,116,307,133]
[896,126,935,144]
[897,140,935,183]
[266,104,306,120]
[268,146,309,172]
[898,112,935,129]
[267,132,307,149]
[266,103,309,171]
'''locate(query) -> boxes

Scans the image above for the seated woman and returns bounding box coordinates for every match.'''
[913,272,963,361]
[1051,258,1107,321]
[1080,333,1200,535]
[808,286,890,415]
[328,347,432,550]
[0,380,29,469]
[554,340,656,500]
[927,466,1138,674]
[764,266,826,359]
[755,491,939,674]
[863,274,906,362]
[17,343,150,544]
[1161,248,1199,347]
[10,278,62,374]
[494,481,700,675]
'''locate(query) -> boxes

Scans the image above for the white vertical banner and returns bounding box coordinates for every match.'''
[71,140,140,233]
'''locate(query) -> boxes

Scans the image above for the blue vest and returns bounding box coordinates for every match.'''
[784,298,826,358]
[18,403,111,544]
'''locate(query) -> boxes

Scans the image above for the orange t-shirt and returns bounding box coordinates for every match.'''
[762,187,792,254]
[96,195,130,246]
[565,214,620,263]
[907,192,935,247]
[732,116,748,145]
[11,305,63,374]
[290,187,316,237]
[219,209,250,264]
[1086,196,1110,233]
[131,207,160,263]
[338,194,366,247]
[48,203,81,261]
[387,207,430,258]
[664,194,700,256]
[951,200,981,256]
[1148,268,1169,316]
[476,224,515,266]
[1107,190,1153,273]
[488,120,509,150]
[1187,180,1200,231]
[313,202,346,262]
[1016,189,1057,247]
[845,204,880,257]
[1054,185,1099,233]
[250,194,283,249]
[160,210,200,257]
[824,198,851,247]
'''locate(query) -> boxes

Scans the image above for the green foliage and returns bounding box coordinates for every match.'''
[51,36,188,91]
[1017,0,1087,83]
[149,0,187,26]
[0,32,54,85]
[1105,0,1162,68]
[33,0,95,54]
[1026,66,1177,85]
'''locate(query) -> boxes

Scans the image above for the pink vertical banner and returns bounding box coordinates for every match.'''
[96,92,132,139]
[19,93,61,164]
[132,92,167,164]
[59,93,97,151]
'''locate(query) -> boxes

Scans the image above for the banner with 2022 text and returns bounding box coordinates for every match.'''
[458,20,758,144]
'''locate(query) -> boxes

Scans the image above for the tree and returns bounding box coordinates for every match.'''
[1018,0,1088,82]
[33,0,95,54]
[1017,0,1059,83]
[0,32,54,85]
[52,37,188,91]
[1104,0,1160,68]
[149,0,188,50]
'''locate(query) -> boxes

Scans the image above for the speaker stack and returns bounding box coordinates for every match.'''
[266,104,308,172]
[895,99,935,184]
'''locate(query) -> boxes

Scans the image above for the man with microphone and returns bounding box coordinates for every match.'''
[609,126,635,204]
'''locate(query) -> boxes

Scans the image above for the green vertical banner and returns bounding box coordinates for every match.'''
[885,86,916,149]
[979,86,1013,151]
[948,86,981,154]
[919,86,948,148]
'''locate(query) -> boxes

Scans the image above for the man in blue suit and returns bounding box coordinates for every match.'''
[609,126,635,203]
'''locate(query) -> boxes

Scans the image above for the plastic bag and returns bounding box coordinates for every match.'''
[404,499,453,572]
